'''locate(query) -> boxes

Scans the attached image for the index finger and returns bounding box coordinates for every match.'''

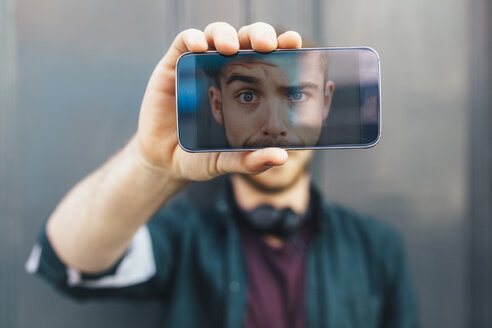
[203,22,240,55]
[160,28,209,72]
[146,29,208,94]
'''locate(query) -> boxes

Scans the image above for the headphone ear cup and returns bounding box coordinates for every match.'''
[245,205,283,229]
[241,206,305,240]
[281,208,304,233]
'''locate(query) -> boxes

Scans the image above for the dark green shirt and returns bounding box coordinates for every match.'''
[28,183,420,328]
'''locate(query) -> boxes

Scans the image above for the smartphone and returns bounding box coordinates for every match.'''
[175,47,380,152]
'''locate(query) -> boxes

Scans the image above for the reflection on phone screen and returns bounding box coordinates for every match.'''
[177,48,379,151]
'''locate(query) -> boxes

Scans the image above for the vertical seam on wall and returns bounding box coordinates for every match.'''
[0,0,18,327]
[468,0,492,326]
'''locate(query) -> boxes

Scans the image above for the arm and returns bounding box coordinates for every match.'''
[44,22,300,275]
[45,137,187,274]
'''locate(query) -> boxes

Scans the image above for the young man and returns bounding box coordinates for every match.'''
[205,52,335,147]
[26,22,419,327]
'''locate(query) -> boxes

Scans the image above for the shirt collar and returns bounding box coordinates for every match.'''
[212,177,328,234]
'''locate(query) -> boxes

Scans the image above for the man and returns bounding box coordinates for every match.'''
[26,22,419,327]
[205,52,334,147]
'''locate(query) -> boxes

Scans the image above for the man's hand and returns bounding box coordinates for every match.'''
[44,22,303,274]
[135,22,302,181]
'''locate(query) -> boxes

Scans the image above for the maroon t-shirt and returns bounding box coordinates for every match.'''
[237,212,315,328]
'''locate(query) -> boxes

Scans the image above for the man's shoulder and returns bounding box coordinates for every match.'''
[319,196,405,258]
[324,200,397,236]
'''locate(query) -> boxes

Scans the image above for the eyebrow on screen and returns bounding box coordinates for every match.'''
[225,75,320,94]
[279,83,319,94]
[226,74,262,86]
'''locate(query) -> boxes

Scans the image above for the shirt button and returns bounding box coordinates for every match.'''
[217,200,229,213]
[229,281,240,293]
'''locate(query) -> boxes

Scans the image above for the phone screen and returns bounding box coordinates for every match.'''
[176,48,380,151]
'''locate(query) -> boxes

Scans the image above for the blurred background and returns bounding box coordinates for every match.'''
[1,0,491,327]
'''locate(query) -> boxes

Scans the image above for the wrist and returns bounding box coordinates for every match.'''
[125,136,185,182]
[108,136,189,201]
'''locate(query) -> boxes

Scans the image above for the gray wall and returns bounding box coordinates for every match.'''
[318,1,468,327]
[1,0,488,327]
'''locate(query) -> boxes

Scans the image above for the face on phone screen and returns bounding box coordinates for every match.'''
[176,48,380,151]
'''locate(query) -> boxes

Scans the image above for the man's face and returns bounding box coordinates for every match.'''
[208,53,335,148]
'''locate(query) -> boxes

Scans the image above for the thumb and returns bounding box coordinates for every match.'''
[216,148,289,175]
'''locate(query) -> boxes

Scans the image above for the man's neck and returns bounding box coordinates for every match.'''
[230,173,311,216]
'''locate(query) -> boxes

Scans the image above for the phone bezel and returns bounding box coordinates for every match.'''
[175,47,381,152]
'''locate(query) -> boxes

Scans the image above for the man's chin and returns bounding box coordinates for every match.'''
[232,148,313,194]
[237,172,296,194]
[237,162,310,194]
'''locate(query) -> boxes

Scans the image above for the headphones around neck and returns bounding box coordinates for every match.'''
[239,204,310,240]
